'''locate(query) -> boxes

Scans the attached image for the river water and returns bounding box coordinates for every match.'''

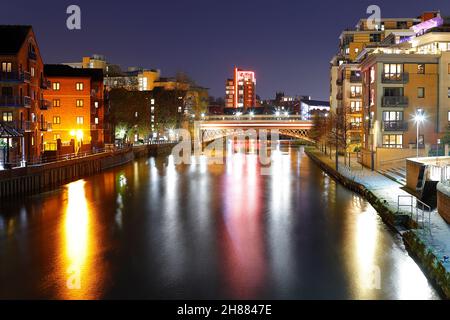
[0,144,440,299]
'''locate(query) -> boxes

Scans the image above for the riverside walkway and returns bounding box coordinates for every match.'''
[306,147,450,279]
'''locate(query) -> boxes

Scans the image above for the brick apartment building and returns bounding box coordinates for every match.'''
[0,25,50,165]
[43,65,106,154]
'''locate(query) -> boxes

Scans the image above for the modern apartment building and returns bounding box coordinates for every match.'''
[330,13,439,152]
[0,25,50,165]
[43,65,106,153]
[225,67,256,109]
[357,14,450,169]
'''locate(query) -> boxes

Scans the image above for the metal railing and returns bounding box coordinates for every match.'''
[349,92,362,98]
[0,71,31,83]
[383,121,408,131]
[382,96,408,108]
[397,194,432,231]
[0,141,179,170]
[202,115,306,121]
[350,75,362,83]
[382,72,409,84]
[0,96,31,107]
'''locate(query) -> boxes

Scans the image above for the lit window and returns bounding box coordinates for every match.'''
[94,117,99,124]
[2,112,12,122]
[76,82,84,91]
[53,99,60,107]
[53,116,61,124]
[53,82,60,91]
[53,134,60,140]
[76,99,84,107]
[76,116,84,125]
[382,134,403,148]
[150,98,155,105]
[30,67,35,77]
[95,101,99,108]
[135,111,138,118]
[417,64,425,74]
[1,62,12,72]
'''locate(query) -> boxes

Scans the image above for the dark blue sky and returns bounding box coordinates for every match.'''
[2,0,450,99]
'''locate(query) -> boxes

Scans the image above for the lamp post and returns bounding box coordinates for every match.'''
[414,111,424,158]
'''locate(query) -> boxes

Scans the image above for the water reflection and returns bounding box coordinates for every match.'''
[60,180,92,299]
[0,145,441,299]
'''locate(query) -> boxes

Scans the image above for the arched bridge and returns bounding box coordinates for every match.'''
[197,115,315,143]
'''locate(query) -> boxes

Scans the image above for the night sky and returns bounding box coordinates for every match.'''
[2,0,450,100]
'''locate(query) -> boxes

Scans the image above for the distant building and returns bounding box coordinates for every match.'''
[300,99,330,120]
[225,67,256,110]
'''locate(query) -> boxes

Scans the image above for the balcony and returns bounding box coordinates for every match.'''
[348,123,362,131]
[2,120,36,132]
[349,75,362,83]
[28,51,37,60]
[383,121,408,131]
[349,92,362,98]
[40,78,51,89]
[381,72,409,84]
[40,99,51,110]
[0,96,31,108]
[39,122,52,131]
[382,96,408,108]
[347,107,362,115]
[0,71,31,83]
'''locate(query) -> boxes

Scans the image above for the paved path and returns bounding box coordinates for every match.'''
[309,148,450,272]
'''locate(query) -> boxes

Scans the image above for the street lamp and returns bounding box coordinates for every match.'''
[414,111,425,158]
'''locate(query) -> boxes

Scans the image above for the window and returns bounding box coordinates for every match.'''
[53,116,60,124]
[448,87,450,98]
[2,112,12,122]
[350,101,361,112]
[134,111,138,118]
[53,82,60,91]
[448,111,450,122]
[151,106,155,113]
[384,63,403,77]
[94,117,99,124]
[383,111,403,121]
[76,82,83,91]
[355,48,359,54]
[1,62,12,72]
[448,63,450,74]
[30,67,35,77]
[178,106,182,113]
[150,99,155,105]
[382,134,403,148]
[2,87,12,96]
[53,99,60,107]
[417,64,425,74]
[76,116,84,125]
[418,87,425,98]
[76,99,84,107]
[369,33,381,42]
[54,134,61,140]
[370,67,375,83]
[350,86,361,97]
[94,101,98,108]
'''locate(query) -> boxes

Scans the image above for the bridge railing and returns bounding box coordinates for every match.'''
[202,115,307,121]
